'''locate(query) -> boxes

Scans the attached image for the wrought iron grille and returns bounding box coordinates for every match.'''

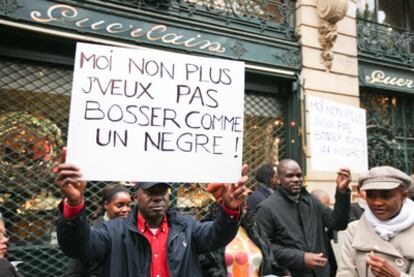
[360,90,414,174]
[0,56,288,275]
[357,18,414,66]
[86,0,297,40]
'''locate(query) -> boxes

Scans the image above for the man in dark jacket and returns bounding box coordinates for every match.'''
[55,163,249,277]
[246,163,277,216]
[255,159,351,277]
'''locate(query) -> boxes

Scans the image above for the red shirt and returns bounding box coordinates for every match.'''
[137,212,170,277]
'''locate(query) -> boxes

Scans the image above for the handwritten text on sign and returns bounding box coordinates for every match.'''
[308,96,368,173]
[66,43,245,183]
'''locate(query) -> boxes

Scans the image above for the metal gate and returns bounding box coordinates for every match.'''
[360,90,414,174]
[0,56,288,276]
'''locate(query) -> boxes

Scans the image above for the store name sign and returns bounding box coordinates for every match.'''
[28,3,226,54]
[365,70,414,89]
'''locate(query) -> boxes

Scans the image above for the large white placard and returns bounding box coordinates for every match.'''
[308,96,368,173]
[66,43,245,183]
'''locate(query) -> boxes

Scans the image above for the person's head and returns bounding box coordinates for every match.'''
[255,163,278,189]
[0,214,8,259]
[277,159,303,195]
[135,182,170,228]
[102,184,132,219]
[311,189,330,207]
[359,166,411,221]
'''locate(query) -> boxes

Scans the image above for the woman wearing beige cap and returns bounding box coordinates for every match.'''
[337,166,414,277]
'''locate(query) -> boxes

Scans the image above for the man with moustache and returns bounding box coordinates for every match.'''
[55,163,250,277]
[255,159,351,277]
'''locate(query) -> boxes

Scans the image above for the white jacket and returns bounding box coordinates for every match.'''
[337,215,414,277]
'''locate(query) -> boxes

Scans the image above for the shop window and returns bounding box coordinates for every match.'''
[357,0,410,30]
[357,0,413,66]
[378,0,404,28]
[410,1,414,31]
[0,57,290,274]
[360,91,414,174]
[357,0,376,21]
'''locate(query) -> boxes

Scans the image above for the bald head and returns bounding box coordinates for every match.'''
[277,159,301,176]
[311,189,330,207]
[277,159,303,195]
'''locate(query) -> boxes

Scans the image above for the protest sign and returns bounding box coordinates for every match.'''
[66,43,245,183]
[308,95,368,173]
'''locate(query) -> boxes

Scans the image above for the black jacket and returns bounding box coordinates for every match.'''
[349,202,365,222]
[57,204,240,277]
[255,186,350,277]
[66,216,106,277]
[0,259,23,277]
[246,184,273,217]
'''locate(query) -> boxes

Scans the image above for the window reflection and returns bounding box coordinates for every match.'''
[378,0,404,28]
[357,0,409,30]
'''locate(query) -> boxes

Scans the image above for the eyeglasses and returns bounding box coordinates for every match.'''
[0,232,9,240]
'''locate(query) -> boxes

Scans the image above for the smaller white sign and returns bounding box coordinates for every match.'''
[308,96,368,173]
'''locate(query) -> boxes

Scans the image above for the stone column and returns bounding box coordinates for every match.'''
[296,0,359,197]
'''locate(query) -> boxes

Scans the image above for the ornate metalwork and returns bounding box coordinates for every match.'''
[272,49,301,68]
[81,0,297,41]
[360,92,414,173]
[357,19,414,67]
[0,0,21,16]
[230,40,247,58]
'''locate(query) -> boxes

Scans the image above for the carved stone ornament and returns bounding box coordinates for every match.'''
[316,0,348,71]
[0,0,22,16]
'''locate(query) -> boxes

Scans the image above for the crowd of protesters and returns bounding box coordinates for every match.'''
[2,158,414,277]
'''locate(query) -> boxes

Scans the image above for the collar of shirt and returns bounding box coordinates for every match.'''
[277,186,310,204]
[137,212,168,234]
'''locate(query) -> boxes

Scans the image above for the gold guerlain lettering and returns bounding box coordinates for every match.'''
[91,20,106,30]
[76,17,91,28]
[161,33,185,45]
[130,28,145,37]
[31,4,226,54]
[31,4,78,23]
[147,25,167,41]
[366,70,414,89]
[366,70,385,84]
[198,41,225,53]
[106,23,133,33]
[184,35,202,47]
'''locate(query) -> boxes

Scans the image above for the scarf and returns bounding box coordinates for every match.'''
[365,198,414,240]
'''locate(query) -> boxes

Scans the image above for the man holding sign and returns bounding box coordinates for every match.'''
[55,163,250,277]
[255,159,351,277]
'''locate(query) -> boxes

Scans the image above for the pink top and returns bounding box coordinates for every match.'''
[225,227,262,277]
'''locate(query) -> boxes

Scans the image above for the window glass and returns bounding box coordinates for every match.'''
[357,0,376,20]
[410,1,414,31]
[378,0,404,28]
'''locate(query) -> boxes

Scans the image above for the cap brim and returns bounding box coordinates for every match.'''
[360,181,401,191]
[139,182,171,189]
